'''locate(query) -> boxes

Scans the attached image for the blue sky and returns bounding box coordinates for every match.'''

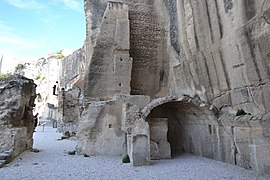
[0,0,85,70]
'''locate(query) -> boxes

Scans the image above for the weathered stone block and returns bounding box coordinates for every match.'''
[131,135,150,166]
[0,76,36,165]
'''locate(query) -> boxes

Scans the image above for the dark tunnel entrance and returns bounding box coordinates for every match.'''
[146,100,218,160]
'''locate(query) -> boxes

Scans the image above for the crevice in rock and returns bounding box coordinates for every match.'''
[205,0,214,43]
[218,50,231,90]
[214,0,223,39]
[231,126,238,165]
[244,29,262,82]
[262,16,270,24]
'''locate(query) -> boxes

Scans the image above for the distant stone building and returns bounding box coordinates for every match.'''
[58,0,270,175]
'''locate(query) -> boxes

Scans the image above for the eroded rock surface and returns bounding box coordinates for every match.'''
[0,76,36,166]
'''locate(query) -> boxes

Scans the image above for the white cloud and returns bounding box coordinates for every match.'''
[56,0,82,11]
[5,0,44,9]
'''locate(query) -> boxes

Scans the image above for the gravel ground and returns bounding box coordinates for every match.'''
[0,125,269,180]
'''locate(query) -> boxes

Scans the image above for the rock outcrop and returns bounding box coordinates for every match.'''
[0,76,36,166]
[60,0,270,175]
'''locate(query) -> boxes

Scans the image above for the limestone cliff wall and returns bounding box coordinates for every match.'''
[79,0,270,174]
[0,76,36,166]
[84,0,270,114]
[167,0,270,116]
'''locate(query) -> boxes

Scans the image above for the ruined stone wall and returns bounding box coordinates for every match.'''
[0,76,36,165]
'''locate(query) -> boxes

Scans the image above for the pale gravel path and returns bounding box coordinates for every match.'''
[0,125,269,180]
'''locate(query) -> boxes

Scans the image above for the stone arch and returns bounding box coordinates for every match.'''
[140,96,217,118]
[139,96,218,161]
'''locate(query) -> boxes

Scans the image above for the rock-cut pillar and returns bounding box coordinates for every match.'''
[84,1,133,99]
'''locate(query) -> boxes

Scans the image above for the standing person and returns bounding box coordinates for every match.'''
[33,113,39,131]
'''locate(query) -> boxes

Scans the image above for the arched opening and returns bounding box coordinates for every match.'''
[146,100,217,160]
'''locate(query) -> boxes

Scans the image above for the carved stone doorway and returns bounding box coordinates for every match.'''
[145,99,216,160]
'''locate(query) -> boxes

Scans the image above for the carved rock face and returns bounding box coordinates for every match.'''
[84,0,270,112]
[76,0,270,174]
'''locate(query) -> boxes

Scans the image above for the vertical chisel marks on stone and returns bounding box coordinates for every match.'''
[191,0,200,51]
[214,0,223,39]
[201,52,214,100]
[218,50,231,90]
[205,0,214,43]
[211,52,220,91]
[258,38,270,78]
[244,30,262,82]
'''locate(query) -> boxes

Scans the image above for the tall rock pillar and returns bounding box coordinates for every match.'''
[84,2,132,100]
